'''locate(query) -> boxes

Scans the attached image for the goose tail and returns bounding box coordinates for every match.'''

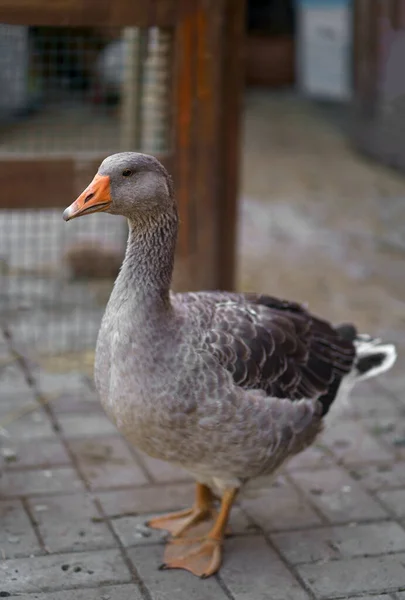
[336,323,397,382]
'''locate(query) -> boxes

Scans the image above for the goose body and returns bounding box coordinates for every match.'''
[64,152,397,577]
[96,286,349,494]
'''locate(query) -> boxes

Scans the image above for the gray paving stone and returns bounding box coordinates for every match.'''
[9,584,143,600]
[68,436,148,489]
[343,386,400,418]
[351,462,405,491]
[112,507,256,547]
[28,493,116,553]
[50,391,101,414]
[0,378,33,399]
[241,476,323,531]
[220,536,309,600]
[284,445,335,472]
[396,592,405,599]
[35,371,91,396]
[56,413,117,437]
[319,420,393,464]
[0,467,84,496]
[376,373,405,399]
[344,597,392,600]
[272,522,405,565]
[0,364,32,396]
[0,499,41,558]
[97,483,196,517]
[0,549,131,594]
[112,515,170,547]
[290,466,387,524]
[2,410,56,441]
[297,553,405,598]
[378,489,405,519]
[127,544,228,600]
[2,437,70,470]
[363,416,405,459]
[134,449,192,483]
[0,390,38,416]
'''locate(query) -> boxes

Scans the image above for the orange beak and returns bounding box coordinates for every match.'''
[63,173,111,221]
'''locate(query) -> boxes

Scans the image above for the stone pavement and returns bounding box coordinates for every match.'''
[1,331,405,599]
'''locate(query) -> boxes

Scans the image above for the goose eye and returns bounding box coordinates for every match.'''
[122,169,132,177]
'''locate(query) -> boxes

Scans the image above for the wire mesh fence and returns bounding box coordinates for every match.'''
[0,23,173,372]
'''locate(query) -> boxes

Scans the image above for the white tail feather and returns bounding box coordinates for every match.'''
[353,337,397,382]
[326,333,397,426]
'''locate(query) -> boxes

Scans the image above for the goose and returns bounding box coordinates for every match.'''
[63,152,397,578]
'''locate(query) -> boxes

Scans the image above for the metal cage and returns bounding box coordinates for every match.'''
[0,0,245,370]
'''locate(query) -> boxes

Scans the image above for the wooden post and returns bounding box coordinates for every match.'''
[0,0,245,293]
[120,27,147,151]
[218,0,245,291]
[172,0,244,292]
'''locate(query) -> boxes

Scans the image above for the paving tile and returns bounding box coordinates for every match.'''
[68,436,148,489]
[220,536,309,600]
[284,445,335,472]
[363,416,405,459]
[396,593,405,599]
[0,364,33,397]
[127,544,229,600]
[56,413,117,437]
[376,373,405,400]
[97,483,196,517]
[112,515,170,547]
[343,386,399,418]
[272,522,405,565]
[241,477,323,531]
[0,378,33,399]
[350,597,393,600]
[2,410,56,441]
[0,390,38,417]
[0,549,131,594]
[0,499,41,558]
[134,449,192,483]
[0,467,84,496]
[34,371,90,396]
[351,461,405,491]
[290,466,387,524]
[112,507,256,547]
[50,391,102,414]
[2,437,70,470]
[378,489,405,519]
[297,553,405,598]
[319,420,393,464]
[12,584,143,600]
[28,493,116,553]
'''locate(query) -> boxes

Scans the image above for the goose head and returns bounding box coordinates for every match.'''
[63,152,175,222]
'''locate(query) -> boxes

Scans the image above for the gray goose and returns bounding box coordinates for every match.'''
[63,152,397,578]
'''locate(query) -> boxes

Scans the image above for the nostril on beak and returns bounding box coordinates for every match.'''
[84,192,95,204]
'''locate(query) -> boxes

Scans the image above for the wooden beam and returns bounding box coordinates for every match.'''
[193,0,224,290]
[217,0,245,291]
[0,0,196,27]
[0,153,173,209]
[172,7,197,260]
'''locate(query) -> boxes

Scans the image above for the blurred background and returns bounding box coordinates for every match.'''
[0,0,404,376]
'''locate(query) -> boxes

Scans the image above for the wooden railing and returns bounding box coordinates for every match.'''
[0,0,245,291]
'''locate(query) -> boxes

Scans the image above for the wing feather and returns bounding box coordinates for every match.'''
[195,292,356,409]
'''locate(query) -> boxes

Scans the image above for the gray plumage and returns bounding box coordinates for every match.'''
[68,152,397,498]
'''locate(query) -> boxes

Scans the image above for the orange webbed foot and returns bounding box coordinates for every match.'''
[147,506,217,538]
[160,536,223,578]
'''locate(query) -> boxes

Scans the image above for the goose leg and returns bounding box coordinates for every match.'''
[147,483,216,537]
[160,487,238,578]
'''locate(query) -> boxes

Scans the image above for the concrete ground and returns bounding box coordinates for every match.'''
[1,316,405,599]
[1,90,405,598]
